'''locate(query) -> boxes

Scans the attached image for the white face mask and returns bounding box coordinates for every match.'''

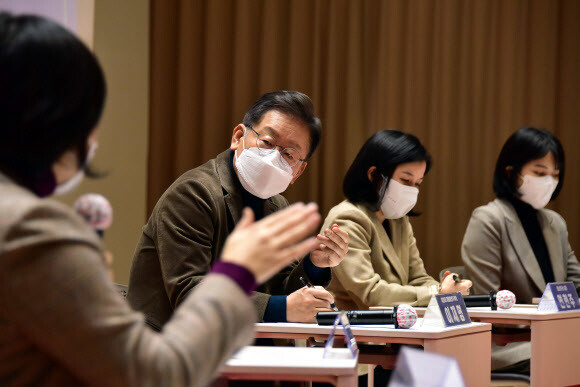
[234,134,294,199]
[53,141,98,196]
[518,174,558,209]
[380,178,419,219]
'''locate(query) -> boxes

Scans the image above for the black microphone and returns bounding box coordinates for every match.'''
[462,290,516,310]
[316,305,418,329]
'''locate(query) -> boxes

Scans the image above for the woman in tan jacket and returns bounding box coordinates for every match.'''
[322,130,471,311]
[461,127,580,373]
[0,13,322,386]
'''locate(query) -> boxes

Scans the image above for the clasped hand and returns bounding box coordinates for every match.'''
[440,270,472,295]
[310,224,349,267]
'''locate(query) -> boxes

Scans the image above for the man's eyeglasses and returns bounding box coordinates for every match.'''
[246,126,305,168]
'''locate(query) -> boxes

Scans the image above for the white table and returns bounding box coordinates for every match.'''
[464,307,580,386]
[219,346,358,386]
[381,305,580,386]
[255,319,491,387]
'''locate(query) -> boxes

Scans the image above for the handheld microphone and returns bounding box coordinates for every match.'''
[73,193,113,238]
[463,290,516,310]
[316,304,418,329]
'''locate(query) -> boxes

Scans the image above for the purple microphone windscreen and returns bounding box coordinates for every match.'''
[73,193,113,235]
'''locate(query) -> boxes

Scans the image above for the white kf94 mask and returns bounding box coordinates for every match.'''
[380,178,419,219]
[234,135,293,199]
[54,141,98,196]
[518,174,558,209]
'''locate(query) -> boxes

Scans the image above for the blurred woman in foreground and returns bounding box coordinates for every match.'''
[0,13,321,386]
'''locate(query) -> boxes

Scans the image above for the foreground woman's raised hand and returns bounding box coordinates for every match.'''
[221,202,322,284]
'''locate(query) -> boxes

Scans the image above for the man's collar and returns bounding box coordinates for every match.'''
[224,149,267,203]
[215,149,241,196]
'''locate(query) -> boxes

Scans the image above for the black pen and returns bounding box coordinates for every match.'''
[299,276,339,311]
[453,274,462,283]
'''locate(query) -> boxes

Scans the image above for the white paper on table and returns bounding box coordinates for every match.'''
[421,295,446,328]
[388,346,465,387]
[537,284,558,312]
[538,282,580,312]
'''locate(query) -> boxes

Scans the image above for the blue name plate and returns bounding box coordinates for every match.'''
[538,282,580,312]
[435,292,471,327]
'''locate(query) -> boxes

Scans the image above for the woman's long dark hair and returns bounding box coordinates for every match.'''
[493,127,565,201]
[343,130,432,212]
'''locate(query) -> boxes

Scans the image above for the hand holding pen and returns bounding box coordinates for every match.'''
[300,276,339,311]
[287,278,337,322]
[440,271,472,295]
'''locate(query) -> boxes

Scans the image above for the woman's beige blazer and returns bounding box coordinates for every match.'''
[322,200,439,310]
[462,198,580,303]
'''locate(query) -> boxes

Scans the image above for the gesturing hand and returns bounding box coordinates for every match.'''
[221,202,321,284]
[310,224,349,267]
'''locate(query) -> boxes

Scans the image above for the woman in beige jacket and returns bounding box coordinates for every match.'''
[0,13,322,386]
[322,130,471,311]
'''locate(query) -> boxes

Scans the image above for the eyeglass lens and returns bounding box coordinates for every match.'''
[254,132,300,167]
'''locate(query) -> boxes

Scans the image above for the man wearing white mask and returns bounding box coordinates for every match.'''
[462,127,580,375]
[128,91,349,329]
[318,130,471,312]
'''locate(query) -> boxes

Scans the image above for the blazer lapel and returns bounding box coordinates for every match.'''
[223,192,242,224]
[263,199,282,216]
[369,212,408,284]
[539,211,565,282]
[216,149,243,225]
[499,200,546,292]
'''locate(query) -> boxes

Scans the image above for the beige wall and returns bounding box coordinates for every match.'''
[76,0,94,48]
[59,0,150,285]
